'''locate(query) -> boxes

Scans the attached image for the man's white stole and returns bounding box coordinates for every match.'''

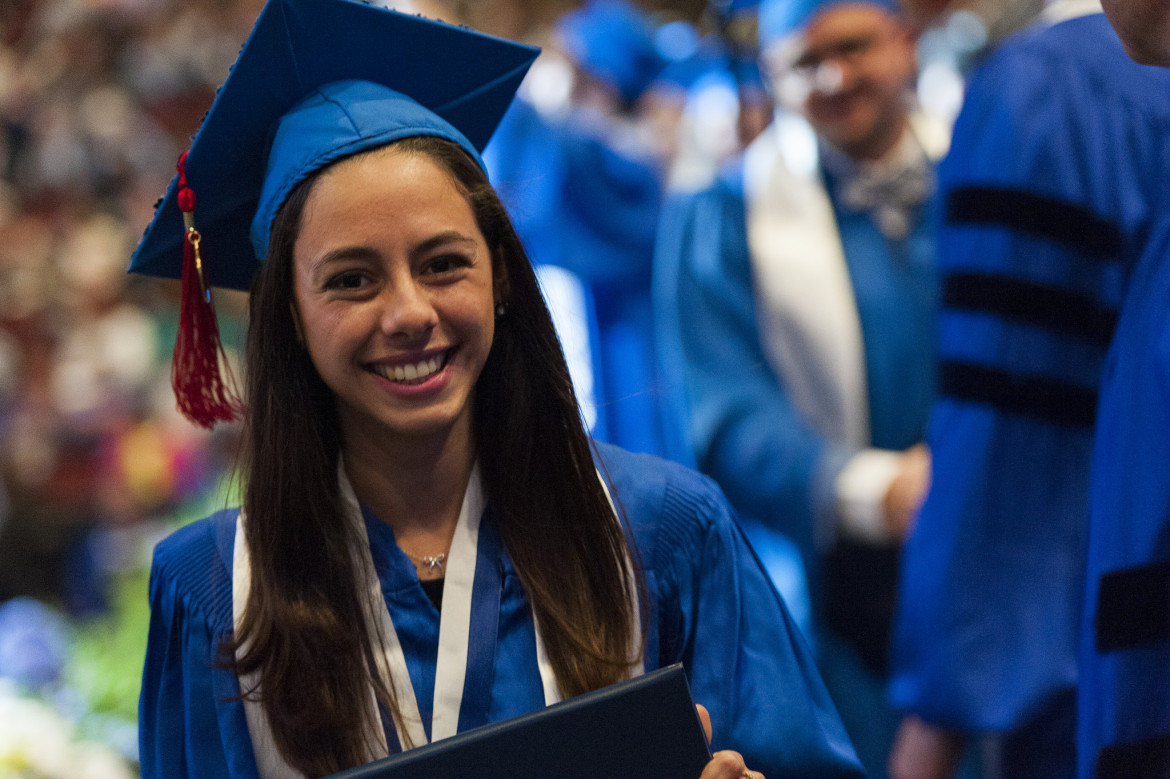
[232,464,640,778]
[744,114,869,449]
[743,113,950,449]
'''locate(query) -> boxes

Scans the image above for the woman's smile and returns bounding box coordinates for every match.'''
[366,347,452,387]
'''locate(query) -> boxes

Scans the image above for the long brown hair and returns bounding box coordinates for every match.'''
[232,135,644,777]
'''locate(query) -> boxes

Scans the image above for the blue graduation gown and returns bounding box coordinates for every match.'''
[652,154,938,564]
[485,100,676,460]
[138,442,863,778]
[1077,27,1170,779]
[888,12,1170,774]
[652,140,939,779]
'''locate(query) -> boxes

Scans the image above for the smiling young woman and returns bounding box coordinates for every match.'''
[130,2,865,778]
[239,131,648,777]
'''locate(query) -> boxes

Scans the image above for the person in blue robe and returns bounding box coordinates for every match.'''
[139,442,862,778]
[127,0,865,776]
[1076,4,1170,776]
[492,0,678,459]
[884,1,1170,777]
[654,0,945,774]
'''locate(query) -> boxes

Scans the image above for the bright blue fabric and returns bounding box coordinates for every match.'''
[655,170,821,557]
[485,101,677,460]
[824,177,939,454]
[251,81,484,263]
[886,15,1170,773]
[138,443,864,778]
[483,98,568,272]
[758,0,898,46]
[1077,27,1170,779]
[555,0,665,105]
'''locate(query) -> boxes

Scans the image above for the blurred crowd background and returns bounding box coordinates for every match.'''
[0,0,972,775]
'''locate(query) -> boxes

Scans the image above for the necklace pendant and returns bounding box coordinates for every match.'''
[420,553,446,573]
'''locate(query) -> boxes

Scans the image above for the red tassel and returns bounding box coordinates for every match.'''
[171,151,242,428]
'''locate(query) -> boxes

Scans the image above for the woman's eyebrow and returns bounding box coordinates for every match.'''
[414,231,478,256]
[310,245,380,275]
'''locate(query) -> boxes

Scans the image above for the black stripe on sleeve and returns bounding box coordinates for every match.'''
[946,186,1123,259]
[1095,561,1170,652]
[1096,732,1170,779]
[943,272,1118,347]
[940,361,1098,429]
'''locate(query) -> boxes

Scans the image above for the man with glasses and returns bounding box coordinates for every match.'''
[654,1,946,775]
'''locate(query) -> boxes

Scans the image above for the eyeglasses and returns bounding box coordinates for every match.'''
[788,31,885,76]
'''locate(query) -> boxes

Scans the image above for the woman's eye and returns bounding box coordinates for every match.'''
[325,271,368,291]
[426,254,470,275]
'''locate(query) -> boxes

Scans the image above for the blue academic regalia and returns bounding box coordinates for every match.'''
[556,122,669,458]
[486,97,677,460]
[653,131,939,568]
[1076,29,1170,779]
[138,442,864,778]
[482,2,680,462]
[887,11,1170,776]
[653,116,942,778]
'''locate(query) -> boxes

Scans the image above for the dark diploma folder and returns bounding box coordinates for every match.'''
[329,663,712,778]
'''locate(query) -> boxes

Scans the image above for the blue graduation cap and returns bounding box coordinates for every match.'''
[555,0,666,107]
[128,0,538,427]
[130,0,539,292]
[759,0,898,45]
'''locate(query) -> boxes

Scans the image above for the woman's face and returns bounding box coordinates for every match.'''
[291,146,500,451]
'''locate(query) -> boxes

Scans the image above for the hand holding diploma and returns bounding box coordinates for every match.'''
[698,705,766,779]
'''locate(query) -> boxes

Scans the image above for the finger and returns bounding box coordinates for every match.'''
[702,750,744,779]
[709,751,766,779]
[696,703,713,743]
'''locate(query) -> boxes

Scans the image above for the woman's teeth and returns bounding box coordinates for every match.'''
[375,355,443,384]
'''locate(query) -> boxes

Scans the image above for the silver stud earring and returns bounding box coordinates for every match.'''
[495,302,506,318]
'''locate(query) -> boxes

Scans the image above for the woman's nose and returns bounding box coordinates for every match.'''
[381,282,437,338]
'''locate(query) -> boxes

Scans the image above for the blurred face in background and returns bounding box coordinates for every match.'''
[891,0,953,32]
[769,3,917,160]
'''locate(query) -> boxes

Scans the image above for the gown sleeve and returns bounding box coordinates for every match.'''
[138,516,257,779]
[653,177,847,557]
[890,16,1135,734]
[641,453,863,778]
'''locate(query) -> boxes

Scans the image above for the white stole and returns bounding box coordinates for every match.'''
[1042,0,1103,24]
[232,464,641,778]
[743,111,949,449]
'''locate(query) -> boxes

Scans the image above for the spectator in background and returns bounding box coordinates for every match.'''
[664,0,774,209]
[885,0,1170,776]
[0,0,251,616]
[653,0,946,774]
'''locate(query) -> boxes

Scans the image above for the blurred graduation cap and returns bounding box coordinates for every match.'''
[128,0,538,427]
[555,0,666,107]
[759,0,898,44]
